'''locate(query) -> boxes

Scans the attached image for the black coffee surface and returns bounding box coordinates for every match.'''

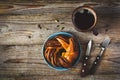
[74,9,95,30]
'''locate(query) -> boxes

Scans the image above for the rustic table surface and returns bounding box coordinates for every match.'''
[0,0,120,80]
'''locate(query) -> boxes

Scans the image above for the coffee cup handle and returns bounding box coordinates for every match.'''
[92,28,98,36]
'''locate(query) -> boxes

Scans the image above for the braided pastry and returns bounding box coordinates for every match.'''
[44,35,79,68]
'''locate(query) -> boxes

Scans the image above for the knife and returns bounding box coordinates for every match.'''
[89,37,111,75]
[80,40,92,77]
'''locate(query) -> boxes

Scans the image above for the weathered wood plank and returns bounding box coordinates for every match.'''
[0,43,120,80]
[0,43,119,75]
[0,1,119,14]
[0,0,119,5]
[0,4,119,45]
[0,75,119,80]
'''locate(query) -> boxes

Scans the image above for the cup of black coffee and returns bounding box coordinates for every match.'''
[72,6,98,35]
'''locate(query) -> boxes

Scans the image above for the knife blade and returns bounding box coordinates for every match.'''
[80,40,92,77]
[89,37,111,75]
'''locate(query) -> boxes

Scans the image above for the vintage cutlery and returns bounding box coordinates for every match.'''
[89,37,111,74]
[81,40,92,77]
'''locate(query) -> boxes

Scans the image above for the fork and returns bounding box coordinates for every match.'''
[89,37,111,74]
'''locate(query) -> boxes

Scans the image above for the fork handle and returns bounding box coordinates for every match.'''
[89,48,105,74]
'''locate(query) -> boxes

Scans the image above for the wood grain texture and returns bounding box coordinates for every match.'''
[0,0,120,80]
[0,5,119,45]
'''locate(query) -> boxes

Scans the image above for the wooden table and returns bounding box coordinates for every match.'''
[0,0,120,80]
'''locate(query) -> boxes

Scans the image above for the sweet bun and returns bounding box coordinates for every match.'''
[44,35,79,68]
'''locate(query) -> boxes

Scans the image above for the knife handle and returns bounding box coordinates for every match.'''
[80,55,89,77]
[89,48,105,75]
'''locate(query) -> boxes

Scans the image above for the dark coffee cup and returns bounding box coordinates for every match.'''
[72,6,98,35]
